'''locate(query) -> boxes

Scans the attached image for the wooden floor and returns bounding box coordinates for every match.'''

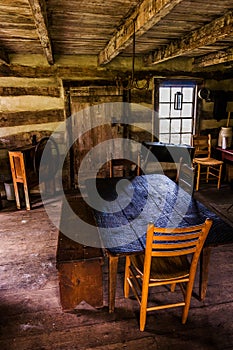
[0,182,233,350]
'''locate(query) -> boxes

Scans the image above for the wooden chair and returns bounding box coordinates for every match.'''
[192,134,223,191]
[8,150,36,210]
[109,152,141,178]
[124,218,213,331]
[176,157,195,195]
[8,137,59,210]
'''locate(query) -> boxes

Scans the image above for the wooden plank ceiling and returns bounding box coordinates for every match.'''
[0,0,233,72]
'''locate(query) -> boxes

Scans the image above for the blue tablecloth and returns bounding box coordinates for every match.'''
[85,174,233,255]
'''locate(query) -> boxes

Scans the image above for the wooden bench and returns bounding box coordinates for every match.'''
[56,196,104,311]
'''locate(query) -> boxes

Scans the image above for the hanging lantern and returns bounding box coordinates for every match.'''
[174,91,183,110]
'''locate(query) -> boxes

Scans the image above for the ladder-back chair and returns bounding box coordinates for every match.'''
[192,134,223,190]
[175,157,195,195]
[8,150,36,210]
[8,137,59,210]
[109,152,141,178]
[124,218,212,331]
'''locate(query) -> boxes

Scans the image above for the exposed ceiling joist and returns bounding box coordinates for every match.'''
[0,48,9,65]
[194,47,233,68]
[28,0,54,65]
[98,0,184,65]
[146,9,233,66]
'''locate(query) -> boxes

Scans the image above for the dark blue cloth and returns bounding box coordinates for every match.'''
[86,175,233,255]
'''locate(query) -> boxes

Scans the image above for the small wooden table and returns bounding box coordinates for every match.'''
[215,147,233,182]
[142,141,195,165]
[216,147,233,163]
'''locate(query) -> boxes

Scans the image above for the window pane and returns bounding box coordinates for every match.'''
[183,88,193,102]
[181,134,192,145]
[159,104,170,117]
[171,87,181,96]
[171,119,180,133]
[160,88,170,102]
[160,119,170,133]
[160,134,170,143]
[171,133,180,144]
[182,104,193,117]
[182,118,192,132]
[170,105,181,117]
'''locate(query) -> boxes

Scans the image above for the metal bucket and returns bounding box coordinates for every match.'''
[4,182,15,201]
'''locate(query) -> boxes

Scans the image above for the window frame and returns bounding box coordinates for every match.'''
[153,79,197,145]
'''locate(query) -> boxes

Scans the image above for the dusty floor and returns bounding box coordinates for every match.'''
[0,181,233,350]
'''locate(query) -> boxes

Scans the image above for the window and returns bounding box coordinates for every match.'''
[158,81,196,145]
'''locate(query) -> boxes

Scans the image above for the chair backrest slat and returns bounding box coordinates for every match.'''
[151,248,197,257]
[152,232,201,240]
[146,219,212,259]
[192,134,211,158]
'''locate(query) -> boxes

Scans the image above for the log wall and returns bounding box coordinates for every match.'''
[0,77,65,182]
[198,78,233,146]
[0,69,232,187]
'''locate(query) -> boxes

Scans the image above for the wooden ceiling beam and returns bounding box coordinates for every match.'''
[28,0,54,65]
[98,0,184,65]
[146,10,233,65]
[194,47,233,68]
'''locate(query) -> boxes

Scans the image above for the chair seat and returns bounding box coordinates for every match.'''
[131,254,190,281]
[193,157,223,166]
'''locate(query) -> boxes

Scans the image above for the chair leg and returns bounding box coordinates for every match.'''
[23,182,31,211]
[217,164,222,189]
[170,283,176,292]
[140,299,148,332]
[124,256,131,298]
[12,181,21,209]
[181,280,194,324]
[206,166,209,183]
[196,163,201,191]
[139,275,150,331]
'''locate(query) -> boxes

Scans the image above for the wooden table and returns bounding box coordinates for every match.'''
[215,147,233,182]
[85,174,233,312]
[216,147,233,163]
[142,141,195,165]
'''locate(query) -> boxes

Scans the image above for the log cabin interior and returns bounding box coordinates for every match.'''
[0,0,233,348]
